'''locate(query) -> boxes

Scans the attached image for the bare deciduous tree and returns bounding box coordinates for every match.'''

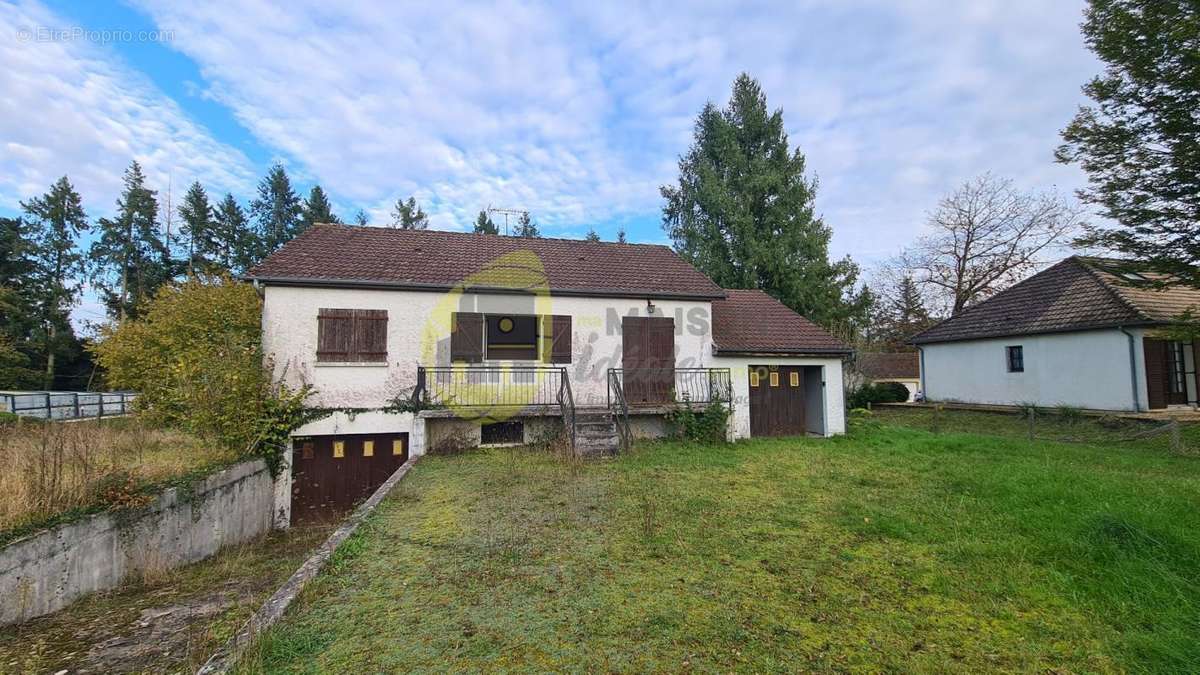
[897,174,1084,315]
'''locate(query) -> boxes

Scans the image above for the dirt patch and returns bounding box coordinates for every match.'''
[0,522,331,674]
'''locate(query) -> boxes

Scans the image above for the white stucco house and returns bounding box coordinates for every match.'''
[911,256,1200,412]
[246,224,850,516]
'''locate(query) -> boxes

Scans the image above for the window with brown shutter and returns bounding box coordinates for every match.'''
[317,308,388,362]
[450,312,484,363]
[549,315,571,363]
[354,309,388,362]
[317,309,354,361]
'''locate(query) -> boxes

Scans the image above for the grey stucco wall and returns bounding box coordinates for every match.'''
[0,459,277,627]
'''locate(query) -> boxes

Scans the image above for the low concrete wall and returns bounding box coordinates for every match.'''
[0,459,277,626]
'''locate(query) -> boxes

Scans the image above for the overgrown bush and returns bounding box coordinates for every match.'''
[666,399,730,443]
[91,277,311,474]
[847,381,910,409]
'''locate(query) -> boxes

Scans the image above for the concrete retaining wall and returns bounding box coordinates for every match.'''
[0,459,278,626]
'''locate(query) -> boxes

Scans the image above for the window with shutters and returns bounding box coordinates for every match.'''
[317,308,388,362]
[450,312,571,363]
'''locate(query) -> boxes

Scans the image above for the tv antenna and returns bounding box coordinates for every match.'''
[486,206,528,235]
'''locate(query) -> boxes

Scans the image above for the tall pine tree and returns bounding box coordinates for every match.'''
[249,163,303,263]
[302,185,339,227]
[872,276,934,350]
[585,227,600,242]
[179,181,217,276]
[214,193,251,273]
[390,196,429,229]
[91,161,172,320]
[1058,0,1200,288]
[0,216,39,387]
[22,176,88,387]
[662,74,869,327]
[473,210,498,234]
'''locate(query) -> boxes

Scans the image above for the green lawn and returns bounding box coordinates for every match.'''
[240,416,1200,673]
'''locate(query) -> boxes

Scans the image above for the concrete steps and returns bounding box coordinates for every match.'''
[572,409,620,457]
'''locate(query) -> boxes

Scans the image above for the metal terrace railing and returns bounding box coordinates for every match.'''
[0,391,138,421]
[605,367,732,453]
[412,365,577,452]
[412,366,571,410]
[607,369,633,452]
[605,368,733,408]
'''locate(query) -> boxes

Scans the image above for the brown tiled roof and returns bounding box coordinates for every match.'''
[712,289,851,355]
[857,352,919,379]
[910,257,1200,344]
[247,223,725,299]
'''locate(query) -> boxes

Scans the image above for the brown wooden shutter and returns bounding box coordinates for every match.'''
[1144,337,1167,409]
[550,315,572,363]
[540,315,553,362]
[317,309,354,362]
[450,312,484,363]
[353,309,388,362]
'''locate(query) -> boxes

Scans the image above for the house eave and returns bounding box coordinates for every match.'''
[908,321,1165,346]
[712,347,853,358]
[243,275,727,301]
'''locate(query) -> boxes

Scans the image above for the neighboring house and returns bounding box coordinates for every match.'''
[247,225,849,514]
[910,256,1200,412]
[855,352,920,401]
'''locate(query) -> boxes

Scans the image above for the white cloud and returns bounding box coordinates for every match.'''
[6,0,1103,273]
[0,1,256,216]
[128,0,1101,261]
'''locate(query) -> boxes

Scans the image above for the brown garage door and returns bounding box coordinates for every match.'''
[291,432,408,520]
[748,365,806,437]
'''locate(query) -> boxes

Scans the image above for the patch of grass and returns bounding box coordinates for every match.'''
[0,521,332,673]
[876,404,1199,452]
[0,418,235,542]
[237,427,1200,673]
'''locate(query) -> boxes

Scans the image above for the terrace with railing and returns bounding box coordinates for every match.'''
[412,366,571,411]
[605,367,732,408]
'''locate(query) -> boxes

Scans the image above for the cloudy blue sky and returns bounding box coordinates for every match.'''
[4,0,1100,276]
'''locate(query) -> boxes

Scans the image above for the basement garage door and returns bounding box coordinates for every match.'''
[748,365,806,437]
[291,432,408,520]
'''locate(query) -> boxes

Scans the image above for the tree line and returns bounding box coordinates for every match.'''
[0,161,467,390]
[0,156,619,389]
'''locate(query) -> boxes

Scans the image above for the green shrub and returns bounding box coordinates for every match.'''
[91,277,312,475]
[667,399,730,443]
[0,411,19,427]
[873,382,911,403]
[847,382,910,409]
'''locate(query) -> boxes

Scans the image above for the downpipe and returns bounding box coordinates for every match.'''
[1119,327,1141,412]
